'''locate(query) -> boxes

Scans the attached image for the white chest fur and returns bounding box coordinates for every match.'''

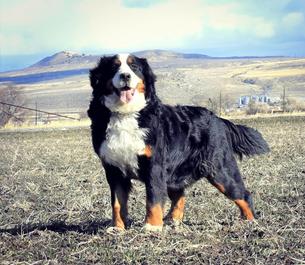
[99,113,147,175]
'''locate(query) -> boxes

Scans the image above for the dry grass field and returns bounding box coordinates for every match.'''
[0,116,304,264]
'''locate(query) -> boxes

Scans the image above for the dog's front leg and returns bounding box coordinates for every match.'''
[104,163,131,230]
[144,176,167,232]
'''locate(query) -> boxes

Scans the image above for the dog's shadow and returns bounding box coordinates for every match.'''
[0,219,113,235]
[1,219,241,235]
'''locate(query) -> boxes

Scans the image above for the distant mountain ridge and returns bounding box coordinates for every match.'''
[30,49,286,69]
[134,50,210,60]
[30,50,211,68]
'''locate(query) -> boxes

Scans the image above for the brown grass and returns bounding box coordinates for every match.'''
[241,68,305,78]
[0,116,304,264]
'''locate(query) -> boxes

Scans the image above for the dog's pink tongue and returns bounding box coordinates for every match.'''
[120,90,133,103]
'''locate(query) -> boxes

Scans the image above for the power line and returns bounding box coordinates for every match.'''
[0,101,81,121]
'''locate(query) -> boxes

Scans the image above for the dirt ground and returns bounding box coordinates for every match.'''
[0,116,304,264]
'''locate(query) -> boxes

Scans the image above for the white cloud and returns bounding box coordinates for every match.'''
[0,0,293,55]
[253,18,276,38]
[1,0,209,54]
[66,0,277,52]
[73,0,205,51]
[203,3,275,38]
[282,12,304,28]
[0,0,63,30]
[0,33,28,53]
[0,0,76,54]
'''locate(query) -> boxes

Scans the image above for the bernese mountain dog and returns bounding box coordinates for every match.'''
[88,54,269,232]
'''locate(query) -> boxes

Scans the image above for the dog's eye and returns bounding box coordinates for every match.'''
[130,64,142,72]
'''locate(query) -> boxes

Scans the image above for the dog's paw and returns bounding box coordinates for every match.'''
[106,226,125,235]
[172,219,183,227]
[143,223,163,232]
[164,216,183,227]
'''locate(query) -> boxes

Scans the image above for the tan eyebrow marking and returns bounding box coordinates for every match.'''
[114,57,121,66]
[127,56,134,64]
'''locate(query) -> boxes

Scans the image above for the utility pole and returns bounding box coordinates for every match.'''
[219,91,222,116]
[35,102,38,125]
[282,87,286,112]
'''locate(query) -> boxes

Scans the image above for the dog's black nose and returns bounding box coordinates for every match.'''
[120,73,131,81]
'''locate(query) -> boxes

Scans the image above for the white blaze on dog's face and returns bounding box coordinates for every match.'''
[104,54,146,114]
[112,54,141,92]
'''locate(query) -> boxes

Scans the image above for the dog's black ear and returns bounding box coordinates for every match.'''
[141,58,157,85]
[140,58,158,101]
[89,67,100,89]
[90,56,113,89]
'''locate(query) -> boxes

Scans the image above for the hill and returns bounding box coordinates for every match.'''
[134,50,210,62]
[29,50,281,69]
[29,50,210,68]
[0,50,286,73]
[30,51,100,68]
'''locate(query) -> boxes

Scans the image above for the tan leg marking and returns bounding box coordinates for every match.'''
[112,200,125,229]
[170,196,185,221]
[145,204,163,226]
[112,187,128,229]
[234,199,254,221]
[214,182,225,193]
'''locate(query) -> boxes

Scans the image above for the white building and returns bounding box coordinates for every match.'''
[239,94,271,107]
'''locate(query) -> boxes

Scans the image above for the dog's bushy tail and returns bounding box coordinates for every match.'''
[221,118,270,159]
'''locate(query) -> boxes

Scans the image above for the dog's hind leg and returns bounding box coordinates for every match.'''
[207,158,256,221]
[208,175,255,220]
[165,188,185,225]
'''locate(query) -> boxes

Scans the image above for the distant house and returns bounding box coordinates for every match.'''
[239,94,271,107]
[239,96,251,106]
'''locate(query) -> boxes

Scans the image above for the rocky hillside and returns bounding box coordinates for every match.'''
[29,50,210,68]
[30,51,99,68]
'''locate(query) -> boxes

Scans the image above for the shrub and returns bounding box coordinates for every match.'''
[285,98,305,112]
[0,84,26,127]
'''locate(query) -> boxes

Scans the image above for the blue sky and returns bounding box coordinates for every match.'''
[1,0,305,70]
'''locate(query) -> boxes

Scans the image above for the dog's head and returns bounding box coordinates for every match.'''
[90,54,156,114]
